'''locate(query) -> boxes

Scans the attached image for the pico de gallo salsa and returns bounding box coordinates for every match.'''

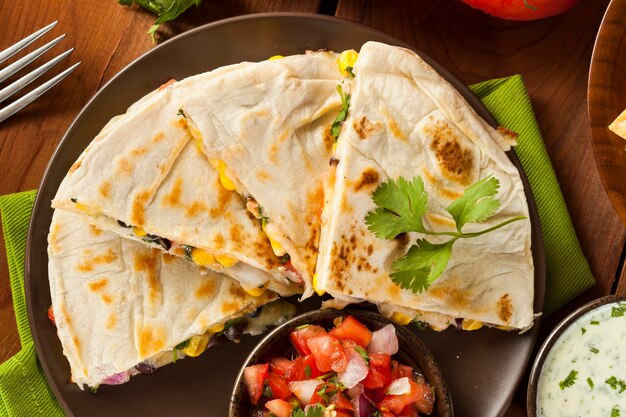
[243,315,435,417]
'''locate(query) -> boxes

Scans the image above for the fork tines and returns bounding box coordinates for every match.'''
[0,21,80,123]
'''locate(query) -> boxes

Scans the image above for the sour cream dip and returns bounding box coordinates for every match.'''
[536,301,626,416]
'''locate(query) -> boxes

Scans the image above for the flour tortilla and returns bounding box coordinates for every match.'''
[52,73,299,296]
[181,51,344,298]
[315,42,534,330]
[609,108,626,141]
[48,210,277,388]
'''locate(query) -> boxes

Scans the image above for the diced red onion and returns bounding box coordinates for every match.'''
[352,394,377,417]
[386,377,411,395]
[288,379,321,406]
[101,370,130,385]
[347,383,364,399]
[339,349,369,388]
[367,324,398,355]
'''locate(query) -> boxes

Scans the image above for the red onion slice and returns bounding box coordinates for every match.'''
[367,324,399,355]
[101,370,130,385]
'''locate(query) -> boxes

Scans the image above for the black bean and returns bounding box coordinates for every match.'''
[135,362,156,374]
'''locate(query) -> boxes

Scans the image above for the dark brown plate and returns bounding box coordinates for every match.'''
[25,13,545,417]
[589,0,626,225]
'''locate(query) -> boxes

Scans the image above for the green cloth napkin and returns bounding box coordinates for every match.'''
[0,75,595,416]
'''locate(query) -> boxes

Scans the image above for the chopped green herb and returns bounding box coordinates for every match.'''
[71,198,77,203]
[590,320,600,325]
[181,244,194,261]
[304,365,312,378]
[590,346,599,354]
[279,253,291,264]
[353,345,370,366]
[296,324,310,330]
[292,404,324,417]
[263,383,273,398]
[330,85,350,140]
[89,386,99,394]
[365,175,524,292]
[587,377,594,389]
[371,412,383,417]
[581,327,587,335]
[177,108,185,117]
[612,407,621,417]
[413,320,429,331]
[605,376,626,393]
[175,339,189,350]
[118,0,203,42]
[559,370,578,389]
[315,372,335,380]
[612,303,626,317]
[346,67,355,78]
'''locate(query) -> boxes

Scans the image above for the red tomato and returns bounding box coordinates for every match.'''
[391,362,413,380]
[363,364,392,389]
[330,394,355,411]
[308,390,326,406]
[290,325,326,355]
[47,305,56,326]
[302,355,321,379]
[267,372,291,401]
[243,364,269,405]
[380,411,396,417]
[265,399,294,417]
[270,357,291,377]
[460,0,580,21]
[379,380,428,415]
[307,334,348,373]
[398,404,420,417]
[413,376,435,415]
[329,316,372,348]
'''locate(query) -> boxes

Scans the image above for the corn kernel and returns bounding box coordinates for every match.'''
[215,254,238,267]
[191,248,215,266]
[390,312,412,326]
[242,284,268,297]
[313,273,326,296]
[461,319,484,331]
[75,202,89,212]
[181,333,210,357]
[262,221,286,256]
[337,49,358,77]
[213,159,236,191]
[268,55,284,61]
[207,322,225,333]
[133,226,147,237]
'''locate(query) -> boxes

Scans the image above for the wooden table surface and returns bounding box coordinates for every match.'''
[0,0,624,416]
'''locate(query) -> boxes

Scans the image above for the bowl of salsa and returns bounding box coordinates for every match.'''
[230,308,453,417]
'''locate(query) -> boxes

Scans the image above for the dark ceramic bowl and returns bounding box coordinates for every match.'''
[526,294,626,416]
[230,308,453,417]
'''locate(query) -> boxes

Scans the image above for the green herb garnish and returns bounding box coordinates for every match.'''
[346,67,355,78]
[581,327,587,335]
[177,108,185,117]
[70,198,77,203]
[559,370,578,389]
[118,0,203,42]
[590,320,600,325]
[587,377,594,389]
[612,408,621,417]
[606,376,626,393]
[89,386,99,394]
[353,345,370,366]
[292,404,324,417]
[181,244,194,261]
[330,85,350,140]
[304,365,312,378]
[612,303,626,317]
[279,253,291,265]
[263,383,273,398]
[365,175,524,292]
[175,339,189,350]
[590,346,599,354]
[413,320,429,331]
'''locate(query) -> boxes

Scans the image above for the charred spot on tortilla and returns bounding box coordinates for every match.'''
[77,249,118,273]
[133,252,162,306]
[105,313,117,330]
[386,116,406,140]
[353,116,380,139]
[209,178,233,217]
[497,293,513,323]
[116,157,133,176]
[428,285,470,310]
[427,122,474,186]
[256,169,272,182]
[69,159,82,173]
[138,326,167,357]
[394,232,410,246]
[497,126,518,143]
[426,213,456,228]
[130,190,151,226]
[354,168,380,192]
[163,178,183,207]
[194,279,217,300]
[88,278,109,292]
[98,181,111,198]
[162,253,176,264]
[101,294,113,304]
[130,147,148,157]
[151,132,165,143]
[88,224,102,236]
[185,201,208,218]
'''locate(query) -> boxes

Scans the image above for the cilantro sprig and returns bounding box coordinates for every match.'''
[365,175,525,293]
[330,85,350,140]
[118,0,202,42]
[559,370,578,389]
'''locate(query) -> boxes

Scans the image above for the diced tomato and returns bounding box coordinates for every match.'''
[398,404,420,417]
[379,380,428,415]
[329,316,372,348]
[270,357,291,377]
[290,325,326,355]
[302,355,321,379]
[308,391,326,406]
[284,355,321,381]
[243,364,269,405]
[363,353,392,389]
[365,387,387,404]
[330,393,355,411]
[267,372,291,401]
[47,305,56,326]
[413,376,435,415]
[307,333,348,373]
[265,399,294,417]
[380,411,396,417]
[370,353,391,368]
[390,361,413,379]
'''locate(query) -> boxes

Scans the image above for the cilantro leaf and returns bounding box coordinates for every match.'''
[390,239,454,293]
[446,175,501,232]
[612,303,626,317]
[613,408,621,417]
[559,370,578,389]
[118,0,202,41]
[330,85,350,140]
[353,346,370,366]
[365,177,427,239]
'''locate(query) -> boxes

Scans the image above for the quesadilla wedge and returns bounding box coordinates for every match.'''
[47,209,290,389]
[52,74,300,297]
[315,42,534,331]
[180,51,345,298]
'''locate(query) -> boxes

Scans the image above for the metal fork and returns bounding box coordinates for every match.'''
[0,21,80,124]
